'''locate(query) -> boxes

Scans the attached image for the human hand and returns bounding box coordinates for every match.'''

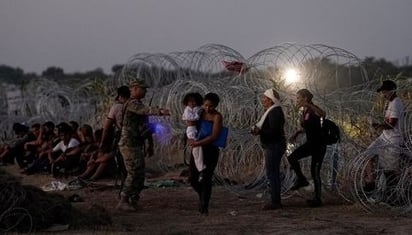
[372,122,383,131]
[87,158,96,166]
[188,139,198,148]
[250,126,260,135]
[159,108,170,116]
[81,152,89,158]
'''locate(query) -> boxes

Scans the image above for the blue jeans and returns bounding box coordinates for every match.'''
[264,142,286,204]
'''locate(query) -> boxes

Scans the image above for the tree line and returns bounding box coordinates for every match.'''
[1,57,411,86]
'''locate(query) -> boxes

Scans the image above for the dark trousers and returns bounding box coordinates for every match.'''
[26,155,49,174]
[264,142,286,204]
[52,155,81,177]
[189,144,219,211]
[11,148,26,168]
[288,142,326,200]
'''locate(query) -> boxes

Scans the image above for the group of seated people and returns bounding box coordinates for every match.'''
[0,120,118,182]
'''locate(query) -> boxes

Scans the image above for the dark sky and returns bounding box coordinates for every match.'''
[1,0,411,74]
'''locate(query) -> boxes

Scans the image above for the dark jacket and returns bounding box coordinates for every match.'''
[259,106,286,148]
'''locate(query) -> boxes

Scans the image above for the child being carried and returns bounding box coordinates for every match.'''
[182,92,205,182]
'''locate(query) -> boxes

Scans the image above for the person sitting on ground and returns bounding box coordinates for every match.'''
[19,123,44,173]
[69,120,81,142]
[23,121,59,175]
[77,129,116,181]
[75,124,98,173]
[21,123,44,168]
[1,123,36,167]
[48,122,81,177]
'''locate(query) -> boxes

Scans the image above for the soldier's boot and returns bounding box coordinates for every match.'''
[116,195,136,212]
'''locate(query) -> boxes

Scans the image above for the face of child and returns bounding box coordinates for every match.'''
[187,98,197,108]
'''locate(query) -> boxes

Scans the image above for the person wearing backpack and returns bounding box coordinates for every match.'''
[287,89,327,207]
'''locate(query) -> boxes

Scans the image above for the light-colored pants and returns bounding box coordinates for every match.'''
[192,146,205,172]
[366,134,402,171]
[186,126,205,172]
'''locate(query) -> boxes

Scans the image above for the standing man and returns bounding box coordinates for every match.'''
[76,86,131,181]
[251,89,286,210]
[100,85,130,151]
[116,78,169,211]
[364,80,405,198]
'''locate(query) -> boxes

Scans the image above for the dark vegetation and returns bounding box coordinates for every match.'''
[0,169,111,233]
[1,56,412,88]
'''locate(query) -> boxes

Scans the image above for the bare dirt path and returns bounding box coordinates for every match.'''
[3,164,411,234]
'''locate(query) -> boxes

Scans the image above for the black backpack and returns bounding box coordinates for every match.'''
[321,118,340,145]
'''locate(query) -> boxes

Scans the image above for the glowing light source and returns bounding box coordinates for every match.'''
[148,122,164,134]
[284,68,300,84]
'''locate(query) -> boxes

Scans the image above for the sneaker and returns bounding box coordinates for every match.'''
[198,199,208,215]
[306,199,323,207]
[262,202,282,210]
[290,180,309,191]
[367,195,380,204]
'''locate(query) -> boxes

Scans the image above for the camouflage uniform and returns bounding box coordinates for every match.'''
[118,98,152,202]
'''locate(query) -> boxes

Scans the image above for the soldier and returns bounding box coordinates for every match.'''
[116,78,169,211]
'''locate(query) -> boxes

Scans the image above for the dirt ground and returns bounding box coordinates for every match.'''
[3,164,412,235]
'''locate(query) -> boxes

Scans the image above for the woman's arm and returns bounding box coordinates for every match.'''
[192,113,223,147]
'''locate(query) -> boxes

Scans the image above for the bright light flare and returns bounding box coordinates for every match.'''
[284,68,300,84]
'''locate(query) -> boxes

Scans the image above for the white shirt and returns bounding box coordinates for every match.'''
[182,106,201,121]
[382,96,404,141]
[53,138,80,152]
